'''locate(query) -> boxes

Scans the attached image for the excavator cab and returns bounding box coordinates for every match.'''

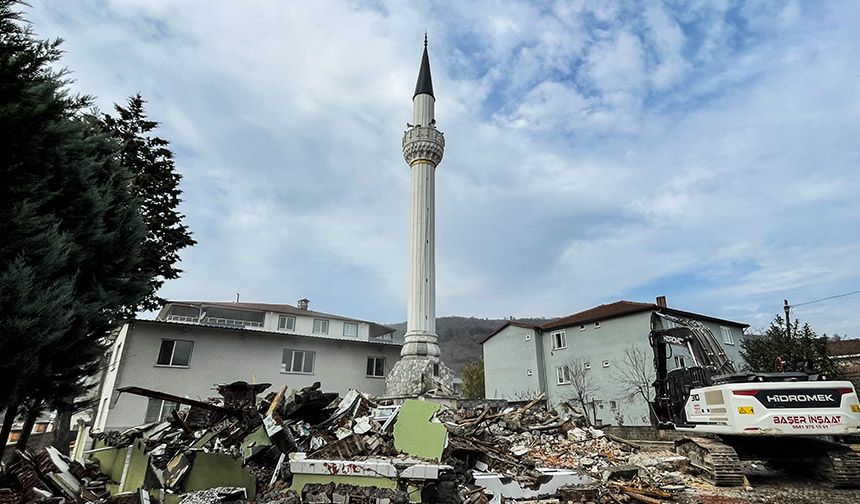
[663,366,712,427]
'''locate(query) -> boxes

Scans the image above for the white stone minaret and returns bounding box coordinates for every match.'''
[385,36,453,397]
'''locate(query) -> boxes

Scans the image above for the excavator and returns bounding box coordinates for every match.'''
[648,313,860,487]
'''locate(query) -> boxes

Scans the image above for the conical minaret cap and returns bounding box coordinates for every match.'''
[413,37,434,98]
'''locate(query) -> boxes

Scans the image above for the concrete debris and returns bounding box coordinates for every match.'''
[1,382,700,503]
[179,487,246,504]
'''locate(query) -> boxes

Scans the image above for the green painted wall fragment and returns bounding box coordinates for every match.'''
[181,452,257,500]
[393,400,447,461]
[88,439,149,494]
[240,425,272,462]
[123,439,150,492]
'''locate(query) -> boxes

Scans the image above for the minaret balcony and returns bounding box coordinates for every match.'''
[402,126,445,166]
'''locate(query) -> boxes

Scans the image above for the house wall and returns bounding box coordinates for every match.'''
[656,318,746,372]
[101,321,401,431]
[697,320,745,369]
[483,308,748,427]
[541,311,654,426]
[482,326,542,400]
[92,324,130,432]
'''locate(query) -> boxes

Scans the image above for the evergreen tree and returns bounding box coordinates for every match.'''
[101,95,196,312]
[741,316,841,378]
[0,0,150,449]
[460,359,485,399]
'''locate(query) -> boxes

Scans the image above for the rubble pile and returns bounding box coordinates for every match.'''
[440,397,629,477]
[0,446,111,504]
[1,383,696,503]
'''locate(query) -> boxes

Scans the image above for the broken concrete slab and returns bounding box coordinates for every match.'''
[472,468,594,504]
[602,464,646,482]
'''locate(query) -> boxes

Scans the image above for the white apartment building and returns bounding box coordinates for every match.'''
[92,300,401,432]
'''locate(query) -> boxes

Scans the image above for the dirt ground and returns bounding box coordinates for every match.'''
[677,463,860,504]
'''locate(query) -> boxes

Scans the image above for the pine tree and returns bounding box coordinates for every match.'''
[101,95,197,312]
[741,316,841,378]
[0,0,151,449]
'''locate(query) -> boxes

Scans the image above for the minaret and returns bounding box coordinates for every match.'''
[386,36,453,397]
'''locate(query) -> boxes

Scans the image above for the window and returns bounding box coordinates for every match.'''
[556,365,572,385]
[145,398,179,423]
[551,330,566,350]
[720,326,734,345]
[433,363,440,377]
[663,319,677,329]
[366,357,385,377]
[602,360,610,368]
[278,315,296,331]
[313,319,329,334]
[579,324,586,331]
[282,349,315,374]
[525,333,531,341]
[165,305,200,324]
[156,339,193,367]
[675,355,687,368]
[584,362,592,370]
[594,322,601,328]
[610,400,618,410]
[343,322,359,337]
[527,369,533,376]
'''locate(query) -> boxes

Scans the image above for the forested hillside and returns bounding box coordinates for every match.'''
[389,316,548,373]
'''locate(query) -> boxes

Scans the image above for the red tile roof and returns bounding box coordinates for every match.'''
[827,339,860,357]
[541,301,655,330]
[480,321,541,343]
[481,300,748,345]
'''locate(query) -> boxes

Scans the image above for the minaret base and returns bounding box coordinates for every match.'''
[384,357,454,397]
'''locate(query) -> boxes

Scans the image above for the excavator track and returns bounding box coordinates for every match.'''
[674,437,744,487]
[818,444,860,488]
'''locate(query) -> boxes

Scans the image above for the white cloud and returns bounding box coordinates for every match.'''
[24,0,860,339]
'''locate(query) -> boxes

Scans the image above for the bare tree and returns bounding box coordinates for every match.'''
[614,345,657,423]
[563,357,599,425]
[510,389,543,402]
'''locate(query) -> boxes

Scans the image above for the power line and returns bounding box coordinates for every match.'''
[792,289,860,308]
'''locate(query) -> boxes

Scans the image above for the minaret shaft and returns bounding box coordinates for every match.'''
[413,94,434,127]
[406,161,436,341]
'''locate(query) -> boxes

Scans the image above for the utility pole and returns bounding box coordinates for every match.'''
[783,299,791,337]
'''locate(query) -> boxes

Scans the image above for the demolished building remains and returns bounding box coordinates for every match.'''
[2,380,745,504]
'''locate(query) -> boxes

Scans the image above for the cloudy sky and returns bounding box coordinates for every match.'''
[27,0,860,335]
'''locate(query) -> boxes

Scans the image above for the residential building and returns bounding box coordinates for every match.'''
[481,297,747,426]
[92,300,401,432]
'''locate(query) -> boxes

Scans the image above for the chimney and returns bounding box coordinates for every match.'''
[297,298,309,310]
[656,296,667,308]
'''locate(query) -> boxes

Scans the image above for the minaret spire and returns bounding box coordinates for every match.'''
[414,35,434,98]
[385,35,452,397]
